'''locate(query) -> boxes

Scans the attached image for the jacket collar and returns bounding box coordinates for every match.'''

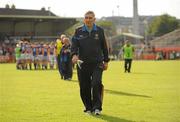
[82,24,97,32]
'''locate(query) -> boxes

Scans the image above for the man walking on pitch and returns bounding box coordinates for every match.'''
[122,40,135,73]
[71,11,110,115]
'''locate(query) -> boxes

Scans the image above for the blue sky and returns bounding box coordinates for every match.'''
[1,0,180,19]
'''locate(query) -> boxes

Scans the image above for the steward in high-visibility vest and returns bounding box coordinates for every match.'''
[122,40,135,73]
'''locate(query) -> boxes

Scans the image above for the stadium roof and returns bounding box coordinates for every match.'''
[0,8,77,22]
[111,33,144,41]
[0,8,56,16]
[151,29,180,47]
[0,15,76,21]
[122,33,144,39]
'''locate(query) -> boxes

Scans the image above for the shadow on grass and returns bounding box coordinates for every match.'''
[105,89,152,98]
[65,81,151,98]
[69,79,79,83]
[92,114,134,122]
[132,72,156,75]
[21,69,58,71]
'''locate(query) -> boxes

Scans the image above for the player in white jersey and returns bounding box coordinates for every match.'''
[49,42,56,69]
[26,42,33,70]
[20,41,27,69]
[42,44,49,70]
[37,43,43,69]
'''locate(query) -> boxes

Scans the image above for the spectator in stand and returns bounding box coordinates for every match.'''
[0,45,3,55]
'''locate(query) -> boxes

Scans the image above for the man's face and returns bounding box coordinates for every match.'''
[84,14,95,28]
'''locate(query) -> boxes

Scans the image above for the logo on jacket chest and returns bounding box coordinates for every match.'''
[79,35,84,38]
[78,33,99,40]
[94,34,99,40]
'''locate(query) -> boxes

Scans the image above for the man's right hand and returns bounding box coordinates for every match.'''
[72,55,79,64]
[103,62,108,70]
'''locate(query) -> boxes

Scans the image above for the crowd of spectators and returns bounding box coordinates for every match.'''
[0,40,16,63]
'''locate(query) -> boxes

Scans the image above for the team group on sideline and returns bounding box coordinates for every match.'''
[14,34,73,80]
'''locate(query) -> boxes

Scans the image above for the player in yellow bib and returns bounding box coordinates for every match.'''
[122,40,135,73]
[56,34,66,78]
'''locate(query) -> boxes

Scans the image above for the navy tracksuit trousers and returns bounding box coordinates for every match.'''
[77,62,104,111]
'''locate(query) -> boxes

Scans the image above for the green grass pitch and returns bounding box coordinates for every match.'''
[0,61,180,122]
